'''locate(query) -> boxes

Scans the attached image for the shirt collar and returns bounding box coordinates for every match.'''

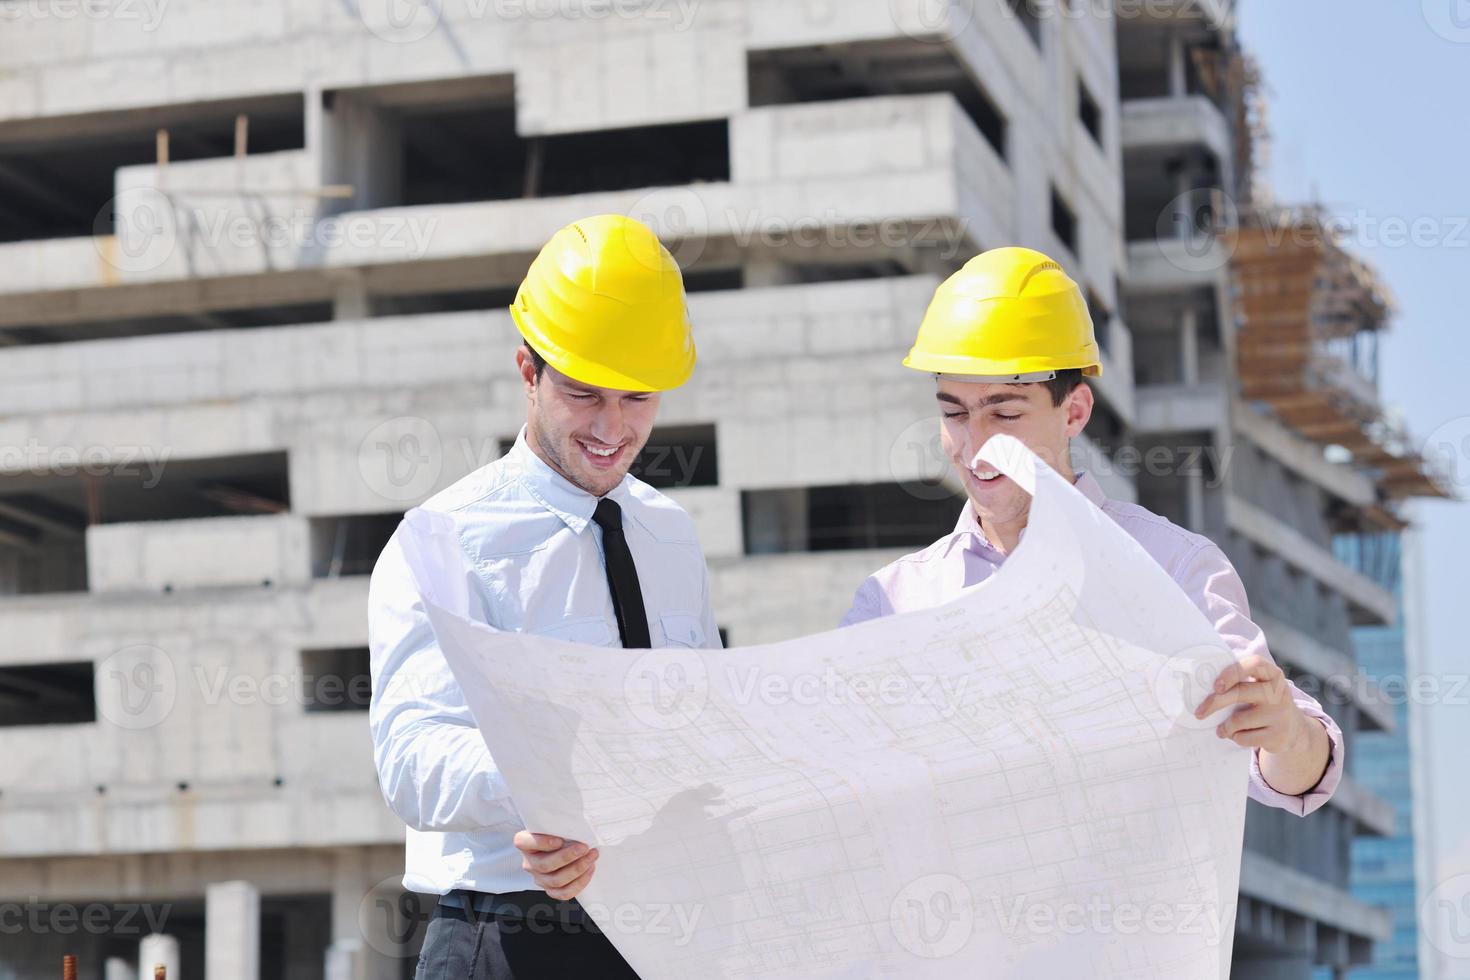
[507,426,631,534]
[1073,470,1108,508]
[948,469,1108,556]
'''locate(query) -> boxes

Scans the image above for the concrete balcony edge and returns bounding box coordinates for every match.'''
[1121,94,1231,164]
[1225,495,1397,625]
[1239,851,1392,943]
[1231,402,1377,508]
[1327,775,1397,839]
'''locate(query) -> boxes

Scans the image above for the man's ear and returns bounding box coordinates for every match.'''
[514,346,538,397]
[1064,382,1094,438]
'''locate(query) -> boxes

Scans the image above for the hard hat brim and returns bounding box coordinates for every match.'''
[903,349,1103,380]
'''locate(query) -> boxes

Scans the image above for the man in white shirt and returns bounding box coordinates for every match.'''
[369,215,721,978]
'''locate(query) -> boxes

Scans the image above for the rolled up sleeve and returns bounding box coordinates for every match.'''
[1175,542,1343,815]
[367,524,522,834]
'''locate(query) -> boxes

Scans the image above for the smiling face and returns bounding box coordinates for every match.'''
[937,376,1093,531]
[518,347,661,497]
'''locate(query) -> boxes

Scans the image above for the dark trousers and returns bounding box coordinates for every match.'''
[416,902,642,980]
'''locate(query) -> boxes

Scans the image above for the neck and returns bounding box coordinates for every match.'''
[523,421,595,496]
[523,420,560,475]
[978,509,1028,555]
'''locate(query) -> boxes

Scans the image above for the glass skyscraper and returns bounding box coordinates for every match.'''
[1327,533,1421,979]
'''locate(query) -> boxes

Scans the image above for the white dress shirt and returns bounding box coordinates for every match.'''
[368,427,723,896]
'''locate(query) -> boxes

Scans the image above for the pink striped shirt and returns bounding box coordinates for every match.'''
[840,471,1343,816]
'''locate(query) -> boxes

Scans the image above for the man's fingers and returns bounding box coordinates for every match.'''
[1216,705,1270,738]
[531,848,599,890]
[1209,655,1281,696]
[1194,679,1275,719]
[514,831,566,854]
[521,842,591,875]
[545,864,596,902]
[1196,656,1289,718]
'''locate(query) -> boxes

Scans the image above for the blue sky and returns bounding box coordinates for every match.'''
[1239,0,1470,938]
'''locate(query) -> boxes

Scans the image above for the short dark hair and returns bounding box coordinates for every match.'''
[1041,369,1086,406]
[523,343,547,380]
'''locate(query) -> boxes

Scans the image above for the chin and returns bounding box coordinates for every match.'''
[576,467,627,496]
[969,488,1025,521]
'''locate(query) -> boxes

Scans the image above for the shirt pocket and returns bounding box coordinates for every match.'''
[658,611,706,649]
[533,616,614,648]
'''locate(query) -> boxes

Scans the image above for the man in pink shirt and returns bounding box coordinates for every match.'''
[842,246,1340,815]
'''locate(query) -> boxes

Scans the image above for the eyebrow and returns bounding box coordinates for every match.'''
[558,379,647,399]
[555,380,600,397]
[936,391,1030,408]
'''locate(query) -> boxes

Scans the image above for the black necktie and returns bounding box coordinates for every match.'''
[591,498,651,649]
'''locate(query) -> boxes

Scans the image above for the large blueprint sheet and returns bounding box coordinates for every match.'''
[399,435,1251,979]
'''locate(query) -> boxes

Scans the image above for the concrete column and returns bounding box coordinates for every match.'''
[206,881,261,980]
[331,270,371,320]
[1171,162,1196,242]
[305,83,326,159]
[1167,32,1188,97]
[137,935,180,980]
[1178,307,1199,386]
[106,958,133,980]
[321,94,403,212]
[324,941,354,980]
[330,850,402,980]
[1184,470,1205,533]
[325,939,392,980]
[281,901,329,980]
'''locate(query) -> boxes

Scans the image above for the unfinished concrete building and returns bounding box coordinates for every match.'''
[0,1,1442,977]
[1117,5,1448,978]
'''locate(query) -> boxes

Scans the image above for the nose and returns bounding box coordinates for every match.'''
[588,399,625,446]
[957,417,995,468]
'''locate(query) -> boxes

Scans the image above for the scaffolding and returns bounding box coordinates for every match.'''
[1231,206,1450,504]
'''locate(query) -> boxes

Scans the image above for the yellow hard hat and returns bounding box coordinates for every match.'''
[510,214,696,392]
[904,246,1102,382]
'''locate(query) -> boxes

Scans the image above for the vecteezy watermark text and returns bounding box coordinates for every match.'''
[725,665,970,718]
[0,0,169,30]
[0,441,170,487]
[994,895,1234,945]
[0,900,172,936]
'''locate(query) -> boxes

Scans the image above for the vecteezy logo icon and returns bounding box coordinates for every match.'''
[624,650,709,731]
[889,416,962,502]
[890,0,976,44]
[359,875,430,958]
[625,188,710,269]
[1150,645,1233,731]
[359,0,443,44]
[357,416,444,504]
[1423,0,1470,42]
[890,873,974,958]
[93,187,179,275]
[1423,415,1470,498]
[1154,188,1240,274]
[1422,873,1470,959]
[95,644,178,730]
